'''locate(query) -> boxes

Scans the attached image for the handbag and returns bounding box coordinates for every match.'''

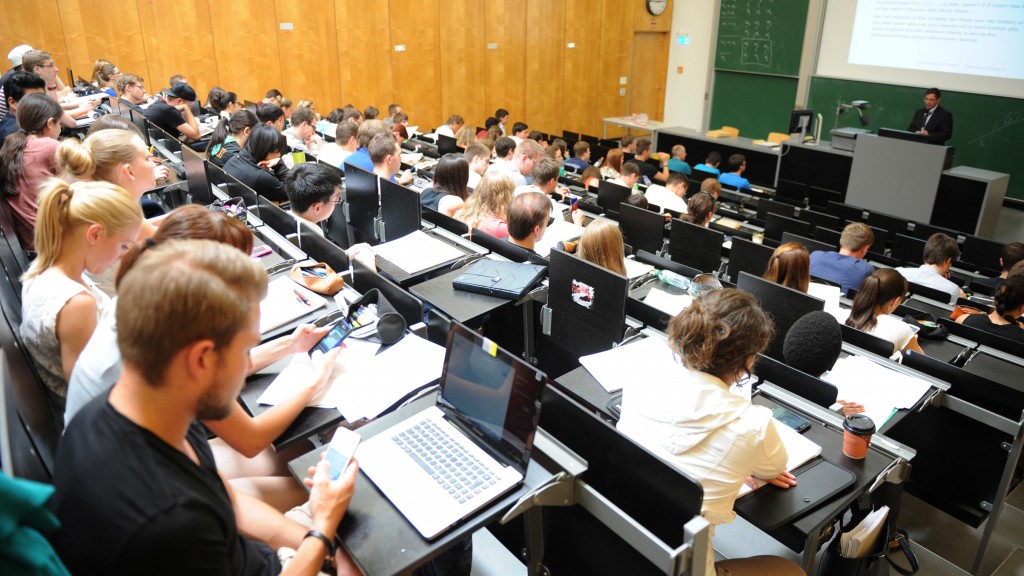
[290,262,345,296]
[817,508,919,576]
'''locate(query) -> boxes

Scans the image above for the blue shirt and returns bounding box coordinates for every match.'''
[719,172,750,190]
[0,112,18,142]
[343,147,373,173]
[693,163,720,175]
[809,251,874,295]
[667,158,691,175]
[564,157,590,172]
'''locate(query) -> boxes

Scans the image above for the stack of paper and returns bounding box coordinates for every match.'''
[841,506,889,558]
[371,231,465,275]
[739,422,823,496]
[808,282,843,316]
[643,287,693,316]
[534,219,585,257]
[822,355,933,427]
[256,334,446,421]
[623,258,654,280]
[259,277,327,334]
[579,337,679,393]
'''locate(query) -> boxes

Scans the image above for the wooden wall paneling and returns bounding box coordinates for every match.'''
[634,0,673,32]
[389,0,442,130]
[523,0,565,137]
[438,0,486,128]
[630,32,670,125]
[484,0,526,129]
[135,0,218,99]
[0,0,72,83]
[334,0,393,112]
[207,0,282,103]
[562,0,603,138]
[273,0,342,112]
[56,0,148,90]
[595,0,635,138]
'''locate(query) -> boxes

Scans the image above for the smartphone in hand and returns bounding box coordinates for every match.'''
[309,318,354,357]
[325,427,360,480]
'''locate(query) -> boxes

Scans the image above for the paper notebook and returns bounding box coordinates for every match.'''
[738,421,822,496]
[371,230,465,275]
[580,336,680,393]
[259,276,327,334]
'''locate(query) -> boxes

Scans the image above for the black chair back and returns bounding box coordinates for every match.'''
[668,219,723,274]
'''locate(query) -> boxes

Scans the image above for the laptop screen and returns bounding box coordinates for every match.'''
[437,323,547,473]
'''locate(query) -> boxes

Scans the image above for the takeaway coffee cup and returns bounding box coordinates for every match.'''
[842,414,876,459]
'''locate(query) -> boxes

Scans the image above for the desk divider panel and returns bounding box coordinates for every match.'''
[350,259,424,328]
[257,196,302,242]
[548,250,628,358]
[960,235,1005,273]
[839,324,896,358]
[468,228,531,263]
[669,220,724,275]
[597,180,632,218]
[753,354,838,408]
[298,227,349,274]
[423,207,469,236]
[343,165,381,245]
[618,203,666,257]
[726,237,774,283]
[378,178,422,242]
[765,213,809,242]
[737,272,825,360]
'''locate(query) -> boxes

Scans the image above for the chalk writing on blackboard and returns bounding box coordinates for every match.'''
[965,111,1024,149]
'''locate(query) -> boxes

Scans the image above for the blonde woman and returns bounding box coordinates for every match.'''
[577,220,627,276]
[20,180,143,412]
[460,172,515,238]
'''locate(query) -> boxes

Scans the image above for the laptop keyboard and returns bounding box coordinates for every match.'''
[393,418,499,504]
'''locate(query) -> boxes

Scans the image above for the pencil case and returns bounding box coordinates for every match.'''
[290,262,345,296]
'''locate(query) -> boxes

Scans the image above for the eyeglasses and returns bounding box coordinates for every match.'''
[41,62,57,69]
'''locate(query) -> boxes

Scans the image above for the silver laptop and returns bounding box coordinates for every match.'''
[357,322,548,539]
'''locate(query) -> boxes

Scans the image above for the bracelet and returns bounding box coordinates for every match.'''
[304,529,336,556]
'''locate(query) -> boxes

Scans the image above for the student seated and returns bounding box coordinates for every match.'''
[667,144,691,175]
[809,222,875,296]
[956,275,1024,344]
[581,166,602,191]
[763,242,810,293]
[564,140,591,172]
[624,137,668,185]
[718,153,751,190]
[224,124,290,203]
[0,92,62,249]
[546,138,567,161]
[51,239,360,575]
[206,110,258,168]
[420,153,470,217]
[115,73,147,114]
[841,269,925,356]
[460,172,515,239]
[435,114,465,138]
[20,180,143,413]
[680,191,716,228]
[600,148,624,179]
[783,311,864,415]
[285,162,342,233]
[508,191,550,255]
[700,177,722,199]
[894,232,966,304]
[343,119,389,173]
[257,102,286,132]
[617,289,802,576]
[0,70,46,142]
[644,172,688,214]
[577,220,627,276]
[317,120,359,168]
[974,242,1024,293]
[283,105,323,154]
[464,142,489,189]
[693,150,722,175]
[143,82,201,142]
[610,162,640,190]
[368,132,413,185]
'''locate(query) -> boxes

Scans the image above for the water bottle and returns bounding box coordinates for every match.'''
[655,269,691,290]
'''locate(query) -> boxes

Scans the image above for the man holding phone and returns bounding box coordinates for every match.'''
[50,240,360,575]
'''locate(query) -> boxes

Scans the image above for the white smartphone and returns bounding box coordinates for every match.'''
[325,427,360,480]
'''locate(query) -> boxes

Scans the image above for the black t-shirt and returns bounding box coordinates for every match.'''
[50,396,280,576]
[962,314,1024,344]
[626,158,659,185]
[144,99,186,139]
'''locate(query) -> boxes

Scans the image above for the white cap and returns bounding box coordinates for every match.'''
[8,45,33,67]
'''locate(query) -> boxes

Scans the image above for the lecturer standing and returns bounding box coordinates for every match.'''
[908,87,953,144]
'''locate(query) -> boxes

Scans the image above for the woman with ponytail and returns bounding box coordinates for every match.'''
[206,109,257,168]
[957,275,1024,343]
[680,191,716,227]
[20,180,143,413]
[0,93,63,250]
[844,268,924,354]
[617,289,803,576]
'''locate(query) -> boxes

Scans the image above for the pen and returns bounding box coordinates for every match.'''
[293,289,310,306]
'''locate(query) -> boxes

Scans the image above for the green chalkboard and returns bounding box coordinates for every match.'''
[709,71,798,140]
[808,77,1024,201]
[715,0,809,77]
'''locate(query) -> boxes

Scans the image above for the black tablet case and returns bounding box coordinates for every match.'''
[734,457,856,531]
[452,259,547,300]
